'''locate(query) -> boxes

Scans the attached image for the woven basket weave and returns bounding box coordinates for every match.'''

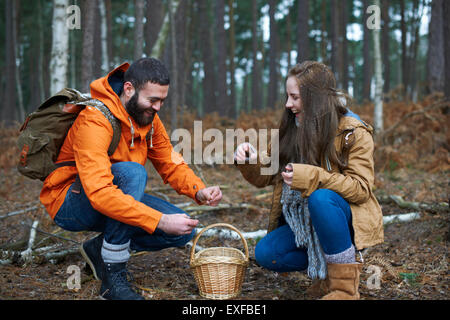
[190,223,249,300]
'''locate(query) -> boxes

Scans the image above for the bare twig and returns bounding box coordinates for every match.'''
[20,220,39,263]
[0,205,41,220]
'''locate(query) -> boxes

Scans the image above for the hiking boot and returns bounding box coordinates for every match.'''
[80,234,105,281]
[99,262,145,300]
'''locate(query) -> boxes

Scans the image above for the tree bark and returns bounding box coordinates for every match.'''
[215,0,229,116]
[50,0,69,95]
[444,0,450,100]
[267,0,279,109]
[228,0,237,118]
[362,0,372,102]
[373,0,384,133]
[98,0,109,73]
[381,0,390,96]
[145,0,164,56]
[400,0,407,98]
[134,0,146,61]
[251,0,262,110]
[168,0,178,129]
[81,0,97,92]
[341,0,349,92]
[428,0,444,93]
[297,0,309,63]
[2,0,18,125]
[198,0,216,113]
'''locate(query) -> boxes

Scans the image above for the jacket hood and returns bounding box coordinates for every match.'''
[89,62,152,140]
[339,109,374,134]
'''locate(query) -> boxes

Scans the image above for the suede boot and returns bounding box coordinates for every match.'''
[306,278,330,298]
[320,263,363,300]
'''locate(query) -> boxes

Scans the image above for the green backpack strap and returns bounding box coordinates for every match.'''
[72,98,122,157]
[64,98,121,194]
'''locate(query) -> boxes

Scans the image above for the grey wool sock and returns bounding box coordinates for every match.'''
[101,239,130,264]
[324,245,356,264]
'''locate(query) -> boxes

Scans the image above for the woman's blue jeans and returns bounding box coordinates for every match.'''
[255,189,355,272]
[54,162,194,252]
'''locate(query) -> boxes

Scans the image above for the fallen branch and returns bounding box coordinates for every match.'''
[382,212,421,225]
[20,220,39,264]
[378,194,449,213]
[0,205,41,220]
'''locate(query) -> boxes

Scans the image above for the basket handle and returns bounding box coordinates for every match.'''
[189,223,249,263]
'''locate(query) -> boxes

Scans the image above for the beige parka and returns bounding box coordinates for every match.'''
[236,113,384,250]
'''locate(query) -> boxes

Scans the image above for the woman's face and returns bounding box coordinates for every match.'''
[285,76,303,123]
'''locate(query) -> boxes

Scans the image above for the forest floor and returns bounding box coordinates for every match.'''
[0,98,448,301]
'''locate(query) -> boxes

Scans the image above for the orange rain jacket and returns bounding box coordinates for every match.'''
[40,63,206,234]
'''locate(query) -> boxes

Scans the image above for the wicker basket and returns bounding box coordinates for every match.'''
[190,223,249,300]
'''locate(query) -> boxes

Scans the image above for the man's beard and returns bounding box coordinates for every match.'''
[125,92,156,127]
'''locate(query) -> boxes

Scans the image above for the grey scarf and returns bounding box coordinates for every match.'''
[280,183,327,279]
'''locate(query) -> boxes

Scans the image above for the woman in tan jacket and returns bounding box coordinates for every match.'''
[234,61,384,300]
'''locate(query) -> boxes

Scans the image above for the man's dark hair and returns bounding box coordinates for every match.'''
[124,57,170,90]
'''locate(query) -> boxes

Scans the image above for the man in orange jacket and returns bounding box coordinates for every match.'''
[40,58,222,300]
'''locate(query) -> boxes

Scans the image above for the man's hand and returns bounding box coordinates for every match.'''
[157,213,199,235]
[195,186,222,206]
[281,163,293,186]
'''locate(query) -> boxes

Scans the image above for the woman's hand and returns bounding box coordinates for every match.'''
[195,186,223,206]
[281,163,293,186]
[234,143,257,163]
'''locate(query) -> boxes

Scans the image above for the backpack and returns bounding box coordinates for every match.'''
[17,88,121,181]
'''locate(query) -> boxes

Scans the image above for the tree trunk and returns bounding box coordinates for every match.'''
[381,0,390,96]
[297,0,309,63]
[134,0,146,61]
[50,0,69,95]
[330,0,338,78]
[13,0,25,121]
[443,0,450,100]
[105,0,113,69]
[168,0,178,129]
[362,0,372,102]
[215,0,229,116]
[400,0,407,98]
[81,0,97,92]
[2,0,17,125]
[341,0,349,92]
[267,0,279,109]
[251,0,262,110]
[373,0,384,133]
[228,0,237,118]
[145,0,164,56]
[98,0,109,73]
[320,0,327,64]
[428,0,444,93]
[198,0,216,113]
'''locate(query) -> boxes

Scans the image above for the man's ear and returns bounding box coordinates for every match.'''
[123,81,135,98]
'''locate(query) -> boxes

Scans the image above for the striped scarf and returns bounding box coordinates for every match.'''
[280,183,327,280]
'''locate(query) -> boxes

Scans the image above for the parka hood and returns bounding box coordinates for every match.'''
[89,62,152,141]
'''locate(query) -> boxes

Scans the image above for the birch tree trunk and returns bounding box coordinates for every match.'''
[373,0,384,133]
[444,0,450,101]
[50,0,69,95]
[98,0,109,73]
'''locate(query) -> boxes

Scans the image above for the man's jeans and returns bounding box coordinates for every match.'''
[54,162,194,252]
[255,189,355,272]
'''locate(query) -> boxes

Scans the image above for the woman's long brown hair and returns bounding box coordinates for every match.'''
[278,61,351,173]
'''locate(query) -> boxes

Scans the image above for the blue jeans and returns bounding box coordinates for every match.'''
[54,162,194,251]
[255,189,354,272]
